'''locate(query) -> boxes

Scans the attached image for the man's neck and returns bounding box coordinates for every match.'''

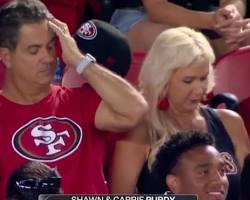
[2,78,51,105]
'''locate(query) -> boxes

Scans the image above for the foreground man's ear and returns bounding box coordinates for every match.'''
[166,174,180,193]
[0,47,11,69]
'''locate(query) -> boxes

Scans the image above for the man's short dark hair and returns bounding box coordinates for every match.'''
[6,161,60,200]
[0,0,51,50]
[152,131,215,187]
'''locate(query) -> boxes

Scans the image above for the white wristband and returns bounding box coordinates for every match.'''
[76,53,96,75]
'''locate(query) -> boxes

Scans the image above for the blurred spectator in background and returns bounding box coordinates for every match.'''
[110,0,246,57]
[6,161,61,200]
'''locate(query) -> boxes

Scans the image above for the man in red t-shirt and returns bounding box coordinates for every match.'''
[0,0,148,198]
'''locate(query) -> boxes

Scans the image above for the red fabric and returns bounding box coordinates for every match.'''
[42,0,87,33]
[0,84,109,198]
[214,46,250,138]
[126,51,146,86]
[213,45,250,102]
[0,0,8,5]
[0,62,5,89]
[42,0,88,58]
[239,98,250,139]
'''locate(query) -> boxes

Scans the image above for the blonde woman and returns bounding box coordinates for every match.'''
[110,27,250,200]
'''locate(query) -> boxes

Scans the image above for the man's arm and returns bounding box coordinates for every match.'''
[49,18,148,132]
[83,63,148,132]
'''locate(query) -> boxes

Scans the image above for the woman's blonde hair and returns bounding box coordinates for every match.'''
[138,27,215,167]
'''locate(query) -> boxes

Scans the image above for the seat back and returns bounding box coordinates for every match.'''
[213,46,250,102]
[213,46,250,138]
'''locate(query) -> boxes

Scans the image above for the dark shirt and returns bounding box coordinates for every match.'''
[240,153,250,200]
[137,107,240,200]
[111,0,143,8]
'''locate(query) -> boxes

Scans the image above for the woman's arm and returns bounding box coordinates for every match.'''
[142,0,216,29]
[216,109,250,168]
[109,122,150,193]
[220,0,246,17]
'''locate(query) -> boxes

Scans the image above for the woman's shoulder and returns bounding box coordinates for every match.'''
[214,108,243,124]
[215,108,250,167]
[215,109,249,143]
[201,106,242,125]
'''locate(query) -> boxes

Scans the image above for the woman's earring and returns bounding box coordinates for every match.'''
[157,98,169,110]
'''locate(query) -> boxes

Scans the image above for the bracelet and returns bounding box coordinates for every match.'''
[76,53,96,75]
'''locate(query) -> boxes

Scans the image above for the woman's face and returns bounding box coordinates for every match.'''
[167,57,210,113]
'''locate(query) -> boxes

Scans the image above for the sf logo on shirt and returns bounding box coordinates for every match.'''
[12,117,82,162]
[32,124,70,155]
[220,152,238,175]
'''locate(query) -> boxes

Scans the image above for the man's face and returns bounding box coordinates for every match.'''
[168,145,229,200]
[7,20,57,86]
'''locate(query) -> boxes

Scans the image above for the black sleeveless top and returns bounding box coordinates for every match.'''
[137,107,240,200]
[111,0,219,11]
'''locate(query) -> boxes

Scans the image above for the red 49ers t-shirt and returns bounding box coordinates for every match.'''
[0,84,108,198]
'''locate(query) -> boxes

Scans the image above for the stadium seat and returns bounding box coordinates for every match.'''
[212,45,250,102]
[211,45,250,137]
[126,51,146,86]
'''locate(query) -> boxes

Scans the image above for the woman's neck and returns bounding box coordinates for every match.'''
[166,107,208,132]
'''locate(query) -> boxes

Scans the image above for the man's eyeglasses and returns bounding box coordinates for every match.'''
[16,177,61,200]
